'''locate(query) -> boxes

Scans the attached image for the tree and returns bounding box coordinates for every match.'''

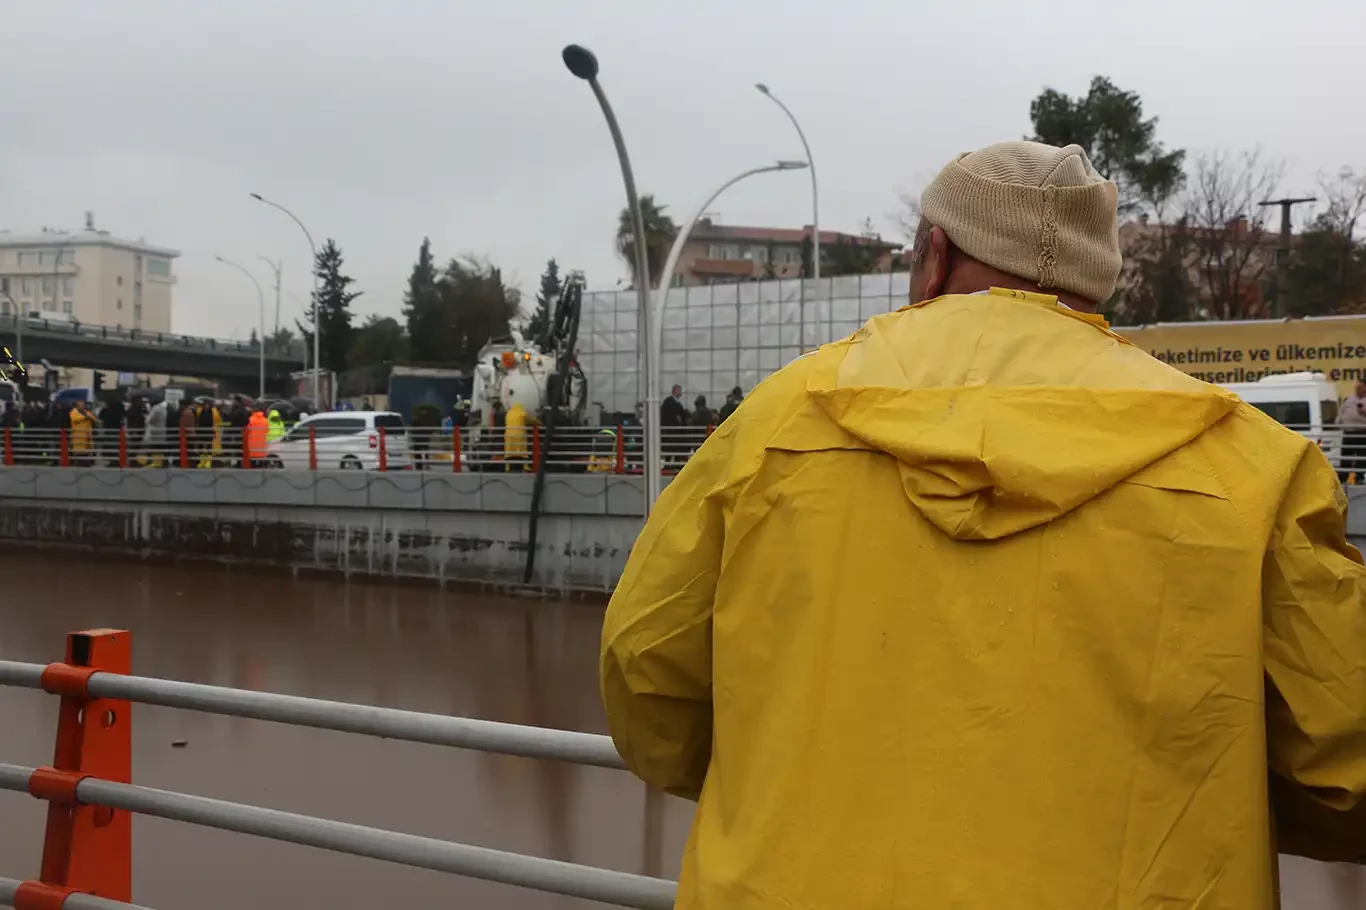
[1029,76,1185,215]
[1285,169,1366,316]
[265,326,295,353]
[615,195,676,288]
[308,239,360,373]
[525,259,559,346]
[1110,217,1198,324]
[1183,149,1284,320]
[249,328,259,345]
[347,314,407,370]
[437,256,522,369]
[403,238,443,363]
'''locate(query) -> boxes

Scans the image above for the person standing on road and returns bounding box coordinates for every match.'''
[600,140,1366,909]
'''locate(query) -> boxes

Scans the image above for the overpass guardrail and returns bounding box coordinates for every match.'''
[0,630,676,910]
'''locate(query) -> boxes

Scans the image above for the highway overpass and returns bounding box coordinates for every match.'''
[0,314,306,392]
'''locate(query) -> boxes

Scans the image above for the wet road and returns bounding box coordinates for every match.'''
[0,554,1361,909]
[0,556,691,909]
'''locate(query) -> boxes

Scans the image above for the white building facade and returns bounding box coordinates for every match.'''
[0,220,179,387]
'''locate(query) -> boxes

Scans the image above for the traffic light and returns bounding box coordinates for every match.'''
[93,372,104,394]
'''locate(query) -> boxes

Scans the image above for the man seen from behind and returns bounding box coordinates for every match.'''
[601,140,1366,909]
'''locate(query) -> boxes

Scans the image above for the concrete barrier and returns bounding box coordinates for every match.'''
[0,467,1362,594]
[0,469,653,594]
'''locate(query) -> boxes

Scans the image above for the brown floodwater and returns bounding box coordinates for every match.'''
[0,554,1360,909]
[0,555,692,909]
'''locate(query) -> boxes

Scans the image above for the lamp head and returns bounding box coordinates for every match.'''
[248,192,263,202]
[755,83,771,94]
[562,45,599,81]
[776,160,809,171]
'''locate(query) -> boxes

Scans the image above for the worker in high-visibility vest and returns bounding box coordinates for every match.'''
[587,427,616,473]
[266,409,285,443]
[246,409,269,467]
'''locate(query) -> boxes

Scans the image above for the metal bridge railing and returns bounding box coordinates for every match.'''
[0,629,676,910]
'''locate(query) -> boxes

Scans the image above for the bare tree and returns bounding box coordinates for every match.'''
[1316,166,1366,239]
[1182,149,1285,320]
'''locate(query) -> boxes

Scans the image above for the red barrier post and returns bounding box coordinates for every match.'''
[308,424,317,471]
[3,427,12,467]
[615,424,625,475]
[241,426,251,469]
[17,629,133,908]
[377,427,387,472]
[532,425,541,472]
[451,427,462,473]
[117,428,128,469]
[178,426,189,469]
[707,423,714,437]
[59,430,69,468]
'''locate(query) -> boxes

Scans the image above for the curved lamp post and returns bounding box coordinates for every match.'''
[643,160,809,508]
[561,43,656,512]
[250,193,321,405]
[214,256,267,399]
[756,84,819,285]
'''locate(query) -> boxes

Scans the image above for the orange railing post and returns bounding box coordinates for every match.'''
[451,427,462,473]
[614,424,625,474]
[178,426,189,469]
[18,629,132,908]
[117,428,128,469]
[532,425,541,471]
[308,425,317,471]
[3,426,12,467]
[59,430,70,468]
[378,427,387,472]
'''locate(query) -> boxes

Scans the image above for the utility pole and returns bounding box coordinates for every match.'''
[1259,196,1315,317]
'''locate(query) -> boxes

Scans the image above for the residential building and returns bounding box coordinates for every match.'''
[673,220,901,286]
[0,215,179,388]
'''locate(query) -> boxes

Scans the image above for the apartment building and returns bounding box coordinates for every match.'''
[0,216,179,388]
[674,220,900,286]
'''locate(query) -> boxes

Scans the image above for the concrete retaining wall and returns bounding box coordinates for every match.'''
[0,469,653,594]
[0,467,1362,594]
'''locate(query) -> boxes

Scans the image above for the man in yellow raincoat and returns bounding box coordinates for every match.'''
[601,141,1366,909]
[503,396,535,472]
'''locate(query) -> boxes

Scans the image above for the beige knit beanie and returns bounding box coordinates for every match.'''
[919,140,1121,302]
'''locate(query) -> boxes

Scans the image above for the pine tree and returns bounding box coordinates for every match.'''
[310,239,359,373]
[402,238,443,363]
[525,259,559,345]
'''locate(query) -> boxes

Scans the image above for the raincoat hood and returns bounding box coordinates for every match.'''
[806,289,1239,540]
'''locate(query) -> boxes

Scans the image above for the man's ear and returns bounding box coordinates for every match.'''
[922,226,952,299]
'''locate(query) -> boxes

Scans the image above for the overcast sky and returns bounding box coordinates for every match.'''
[2,0,1362,339]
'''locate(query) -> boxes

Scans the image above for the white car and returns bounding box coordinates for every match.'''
[264,411,410,470]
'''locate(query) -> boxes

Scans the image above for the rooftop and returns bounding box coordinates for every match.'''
[688,219,899,249]
[0,228,179,259]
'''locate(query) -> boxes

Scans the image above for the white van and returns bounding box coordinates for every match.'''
[264,411,410,470]
[1219,372,1343,467]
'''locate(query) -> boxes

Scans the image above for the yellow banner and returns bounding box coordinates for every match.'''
[1114,316,1366,399]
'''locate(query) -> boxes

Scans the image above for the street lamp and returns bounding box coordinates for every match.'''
[756,84,820,285]
[643,160,809,508]
[214,256,267,399]
[258,257,282,336]
[250,193,321,406]
[561,43,656,508]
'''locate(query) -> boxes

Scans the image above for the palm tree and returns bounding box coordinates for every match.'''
[615,195,677,289]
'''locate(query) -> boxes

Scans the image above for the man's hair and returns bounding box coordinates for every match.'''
[910,217,934,268]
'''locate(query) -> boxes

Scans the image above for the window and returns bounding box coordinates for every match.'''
[706,244,740,260]
[62,300,73,314]
[134,304,142,324]
[283,417,365,443]
[41,277,53,295]
[1251,400,1310,426]
[749,246,769,264]
[1,301,10,316]
[146,257,171,277]
[117,276,123,286]
[373,414,406,436]
[17,252,34,268]
[1322,399,1339,425]
[776,247,802,265]
[20,279,33,297]
[41,299,54,313]
[61,277,73,296]
[117,299,123,309]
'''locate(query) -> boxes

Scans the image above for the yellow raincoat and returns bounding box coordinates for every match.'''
[602,288,1366,909]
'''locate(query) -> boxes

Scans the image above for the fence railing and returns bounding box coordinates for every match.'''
[0,630,675,910]
[0,425,718,475]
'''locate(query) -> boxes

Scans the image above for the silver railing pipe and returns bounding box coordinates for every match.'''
[0,763,674,910]
[0,876,158,910]
[0,661,623,769]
